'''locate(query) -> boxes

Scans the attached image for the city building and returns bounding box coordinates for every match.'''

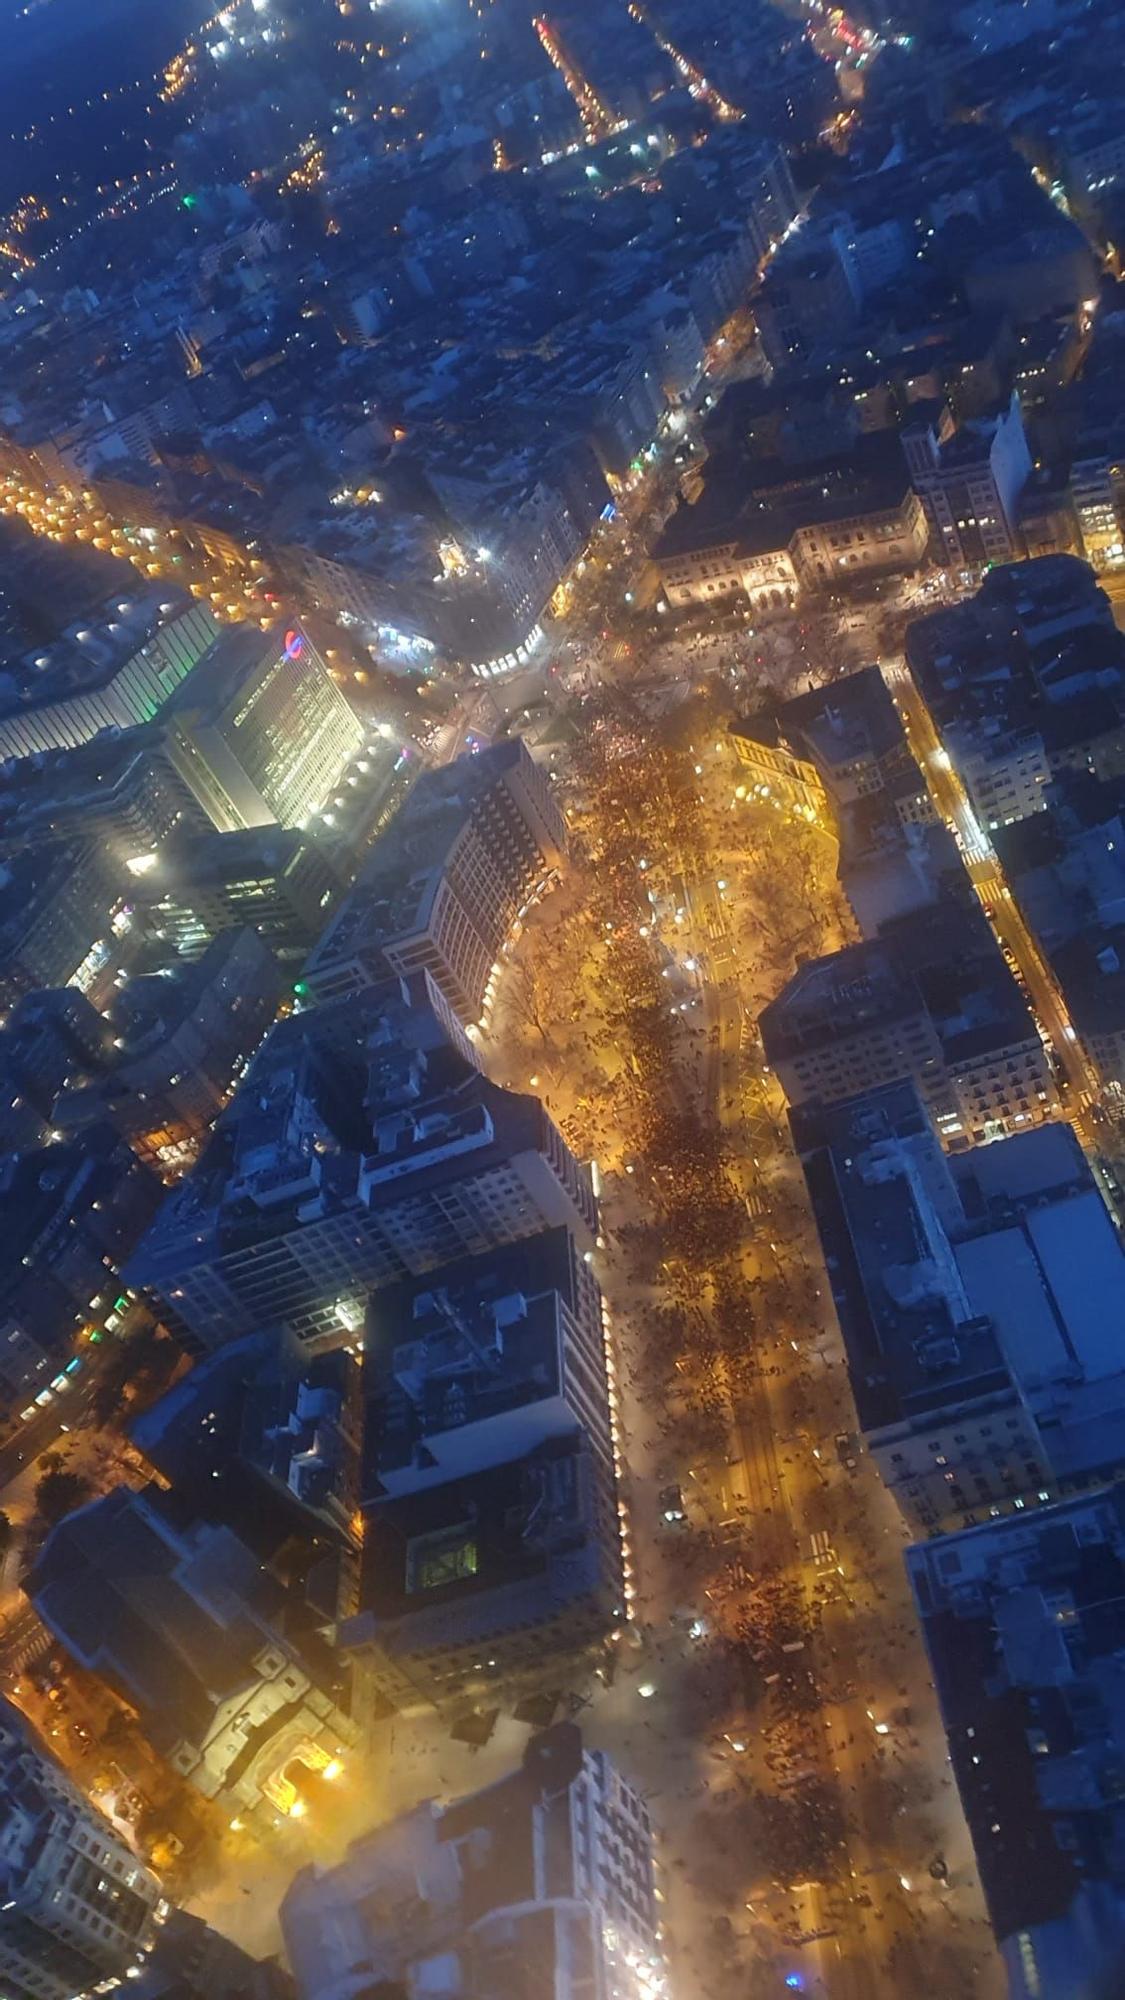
[761,903,1057,1145]
[753,246,859,370]
[135,1909,295,2000]
[992,768,1125,1097]
[731,666,932,828]
[138,826,343,963]
[281,1724,667,2000]
[905,557,1125,832]
[0,1124,162,1425]
[133,1325,365,1616]
[0,1696,163,1998]
[28,1485,359,1838]
[1069,446,1125,570]
[0,727,219,867]
[794,1079,1125,1532]
[341,1226,621,1710]
[0,839,122,1008]
[907,1488,1125,2000]
[161,623,365,833]
[53,926,285,1171]
[0,986,111,1154]
[902,394,1032,568]
[0,593,218,762]
[126,972,597,1352]
[836,797,969,942]
[655,435,929,613]
[301,740,566,1020]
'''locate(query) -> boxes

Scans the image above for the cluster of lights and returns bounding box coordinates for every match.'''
[282,143,327,196]
[602,1922,670,2000]
[0,462,273,631]
[625,0,742,122]
[733,779,826,828]
[601,1298,637,1622]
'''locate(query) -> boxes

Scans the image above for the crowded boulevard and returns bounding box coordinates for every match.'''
[478,683,1004,1999]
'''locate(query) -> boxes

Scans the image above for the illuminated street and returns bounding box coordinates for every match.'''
[884,653,1101,1113]
[470,696,1004,1997]
[0,0,1124,1994]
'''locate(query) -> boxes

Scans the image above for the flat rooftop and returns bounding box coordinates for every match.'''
[793,1083,1008,1431]
[307,740,526,968]
[364,1228,582,1488]
[907,1486,1125,1947]
[656,433,915,561]
[0,587,204,720]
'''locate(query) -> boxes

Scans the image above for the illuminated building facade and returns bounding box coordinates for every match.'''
[0,1697,162,1997]
[281,1724,667,2000]
[138,825,342,962]
[728,713,828,817]
[29,1486,358,1839]
[1069,451,1125,569]
[302,740,566,1020]
[0,596,219,762]
[163,623,364,832]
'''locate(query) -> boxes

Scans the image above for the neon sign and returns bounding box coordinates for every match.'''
[284,628,304,659]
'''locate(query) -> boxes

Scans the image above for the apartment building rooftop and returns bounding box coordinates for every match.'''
[793,1080,1120,1436]
[793,1083,1010,1432]
[907,1486,1125,1987]
[355,1431,610,1640]
[364,1227,591,1490]
[762,903,1035,1074]
[733,664,905,778]
[306,739,535,970]
[129,989,511,1272]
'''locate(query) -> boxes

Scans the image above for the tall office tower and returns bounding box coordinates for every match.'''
[163,622,364,832]
[281,1724,667,2000]
[138,825,342,962]
[0,1696,163,1996]
[301,739,566,1020]
[126,972,597,1352]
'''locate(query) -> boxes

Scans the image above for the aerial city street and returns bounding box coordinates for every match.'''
[2,1,1125,1997]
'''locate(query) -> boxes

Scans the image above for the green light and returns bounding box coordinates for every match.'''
[181,193,198,210]
[294,981,308,996]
